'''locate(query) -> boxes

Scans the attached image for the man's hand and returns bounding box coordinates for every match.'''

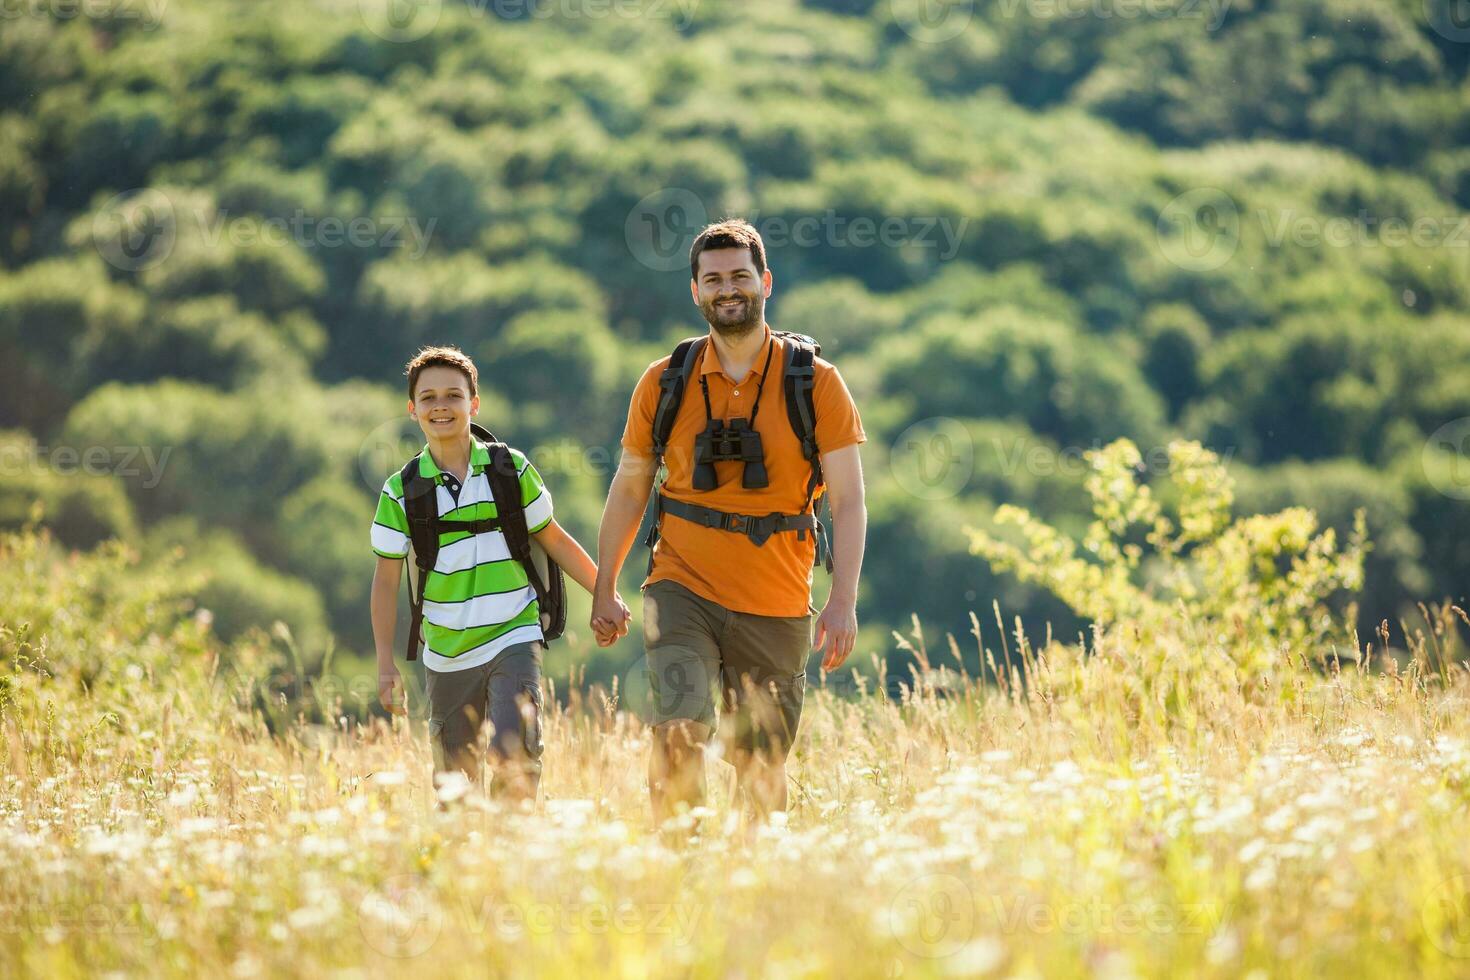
[377,662,407,716]
[812,595,857,672]
[591,592,631,647]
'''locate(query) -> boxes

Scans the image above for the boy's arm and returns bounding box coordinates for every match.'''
[530,520,627,644]
[370,555,408,715]
[530,519,598,594]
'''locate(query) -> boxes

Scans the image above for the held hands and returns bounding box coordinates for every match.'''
[591,592,632,648]
[813,595,858,672]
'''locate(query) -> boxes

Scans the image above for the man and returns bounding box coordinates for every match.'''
[592,219,867,824]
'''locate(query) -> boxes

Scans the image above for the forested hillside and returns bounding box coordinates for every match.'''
[4,0,1469,686]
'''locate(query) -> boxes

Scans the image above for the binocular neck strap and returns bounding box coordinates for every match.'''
[698,336,777,424]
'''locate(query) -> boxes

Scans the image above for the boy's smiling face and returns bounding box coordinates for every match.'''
[409,365,479,442]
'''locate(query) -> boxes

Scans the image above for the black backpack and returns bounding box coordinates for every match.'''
[399,422,566,661]
[643,330,832,571]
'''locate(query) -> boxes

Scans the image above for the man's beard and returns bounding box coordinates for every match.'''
[699,291,763,338]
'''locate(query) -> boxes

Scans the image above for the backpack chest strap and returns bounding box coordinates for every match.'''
[657,493,818,548]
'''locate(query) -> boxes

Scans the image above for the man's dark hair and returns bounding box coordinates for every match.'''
[689,218,768,281]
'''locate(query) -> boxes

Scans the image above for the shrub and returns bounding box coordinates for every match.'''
[969,439,1367,679]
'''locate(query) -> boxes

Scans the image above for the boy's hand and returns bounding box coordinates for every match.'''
[377,662,408,716]
[591,592,631,647]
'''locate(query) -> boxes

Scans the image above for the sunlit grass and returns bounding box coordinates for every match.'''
[5,523,1470,978]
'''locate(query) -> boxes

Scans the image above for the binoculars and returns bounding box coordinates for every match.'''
[693,417,768,490]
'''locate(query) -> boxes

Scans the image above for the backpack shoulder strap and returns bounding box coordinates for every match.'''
[777,332,834,573]
[484,442,548,602]
[644,335,707,574]
[399,454,440,662]
[779,333,821,471]
[651,336,707,459]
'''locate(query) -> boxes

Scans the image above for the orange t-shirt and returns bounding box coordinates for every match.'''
[621,325,866,617]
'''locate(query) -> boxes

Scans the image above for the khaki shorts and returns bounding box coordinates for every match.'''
[425,642,544,796]
[642,579,814,757]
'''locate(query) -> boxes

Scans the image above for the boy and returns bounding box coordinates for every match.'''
[369,345,628,804]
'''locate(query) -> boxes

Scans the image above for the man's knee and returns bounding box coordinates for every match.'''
[730,745,785,777]
[654,719,712,764]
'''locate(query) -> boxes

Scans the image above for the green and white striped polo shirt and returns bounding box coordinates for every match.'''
[372,438,553,673]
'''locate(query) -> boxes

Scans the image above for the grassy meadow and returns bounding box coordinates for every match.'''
[5,442,1470,979]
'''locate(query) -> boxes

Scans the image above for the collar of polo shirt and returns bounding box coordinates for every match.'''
[698,323,776,379]
[415,435,493,483]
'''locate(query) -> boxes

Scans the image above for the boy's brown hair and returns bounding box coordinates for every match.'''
[689,218,768,281]
[405,345,479,400]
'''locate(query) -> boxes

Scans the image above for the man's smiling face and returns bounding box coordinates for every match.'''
[409,365,479,442]
[691,246,772,338]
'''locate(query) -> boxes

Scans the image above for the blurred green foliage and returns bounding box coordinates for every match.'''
[2,0,1468,694]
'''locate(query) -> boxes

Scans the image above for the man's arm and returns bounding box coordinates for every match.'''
[813,443,866,671]
[592,450,657,644]
[370,554,407,715]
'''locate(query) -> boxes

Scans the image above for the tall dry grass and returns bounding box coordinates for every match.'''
[4,442,1470,979]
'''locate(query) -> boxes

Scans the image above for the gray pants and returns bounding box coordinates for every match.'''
[425,641,544,798]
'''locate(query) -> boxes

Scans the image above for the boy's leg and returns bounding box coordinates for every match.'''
[642,581,722,826]
[484,642,545,805]
[425,662,494,797]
